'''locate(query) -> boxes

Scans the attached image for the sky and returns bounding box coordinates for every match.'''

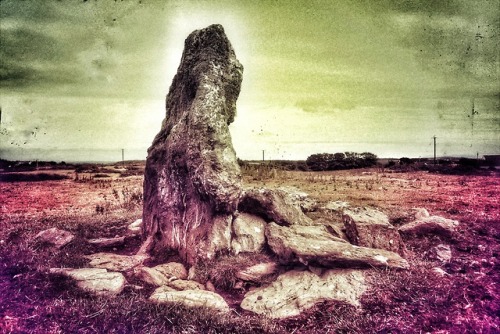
[0,0,499,162]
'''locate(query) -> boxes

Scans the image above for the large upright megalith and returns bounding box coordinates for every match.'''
[142,24,244,264]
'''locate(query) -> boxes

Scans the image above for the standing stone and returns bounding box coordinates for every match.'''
[142,24,244,264]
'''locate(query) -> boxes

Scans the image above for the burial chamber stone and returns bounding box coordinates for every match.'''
[142,24,244,264]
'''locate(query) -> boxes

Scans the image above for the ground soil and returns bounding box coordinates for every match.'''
[1,164,499,333]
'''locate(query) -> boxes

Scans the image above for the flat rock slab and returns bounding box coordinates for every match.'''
[399,215,459,236]
[86,253,149,272]
[50,268,126,296]
[132,262,188,286]
[34,228,74,249]
[343,207,405,254]
[266,223,409,269]
[149,288,229,313]
[240,269,366,319]
[87,236,125,248]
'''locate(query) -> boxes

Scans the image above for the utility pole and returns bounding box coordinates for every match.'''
[262,150,265,162]
[122,149,125,167]
[433,136,437,165]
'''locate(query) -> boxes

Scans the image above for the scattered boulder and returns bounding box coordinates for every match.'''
[240,269,366,319]
[413,208,430,220]
[34,228,74,249]
[236,262,279,282]
[231,213,266,254]
[399,214,459,236]
[149,288,230,313]
[87,236,125,248]
[238,188,313,226]
[323,201,350,212]
[431,244,452,263]
[132,262,188,286]
[343,207,405,254]
[142,24,244,265]
[266,223,409,269]
[86,253,149,272]
[277,186,318,212]
[127,219,142,235]
[49,268,126,296]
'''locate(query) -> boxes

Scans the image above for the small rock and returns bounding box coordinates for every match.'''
[34,228,74,249]
[133,262,188,286]
[277,186,318,212]
[155,262,188,280]
[413,208,430,220]
[432,244,452,263]
[50,268,126,296]
[87,236,125,248]
[324,201,350,212]
[149,288,230,313]
[86,253,149,272]
[236,262,279,282]
[240,269,366,319]
[127,219,142,236]
[399,214,459,236]
[431,267,448,277]
[231,213,266,254]
[206,281,216,292]
[166,279,205,291]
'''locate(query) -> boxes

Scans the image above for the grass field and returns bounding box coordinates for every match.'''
[1,163,499,333]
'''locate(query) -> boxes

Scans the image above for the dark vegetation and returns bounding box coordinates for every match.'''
[0,172,70,182]
[306,152,378,171]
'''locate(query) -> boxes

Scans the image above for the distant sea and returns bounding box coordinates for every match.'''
[0,148,148,163]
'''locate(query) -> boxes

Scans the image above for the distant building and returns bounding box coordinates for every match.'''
[484,155,500,166]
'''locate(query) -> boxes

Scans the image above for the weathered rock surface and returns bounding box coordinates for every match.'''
[165,279,206,291]
[149,287,229,313]
[343,207,405,254]
[277,186,318,212]
[240,269,366,319]
[34,228,74,249]
[86,253,149,272]
[206,215,233,258]
[50,268,126,296]
[236,262,279,282]
[431,244,452,263]
[266,223,409,269]
[323,201,350,212]
[133,262,188,286]
[87,236,125,248]
[413,208,430,220]
[231,213,266,254]
[142,24,244,264]
[238,188,313,226]
[399,214,459,236]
